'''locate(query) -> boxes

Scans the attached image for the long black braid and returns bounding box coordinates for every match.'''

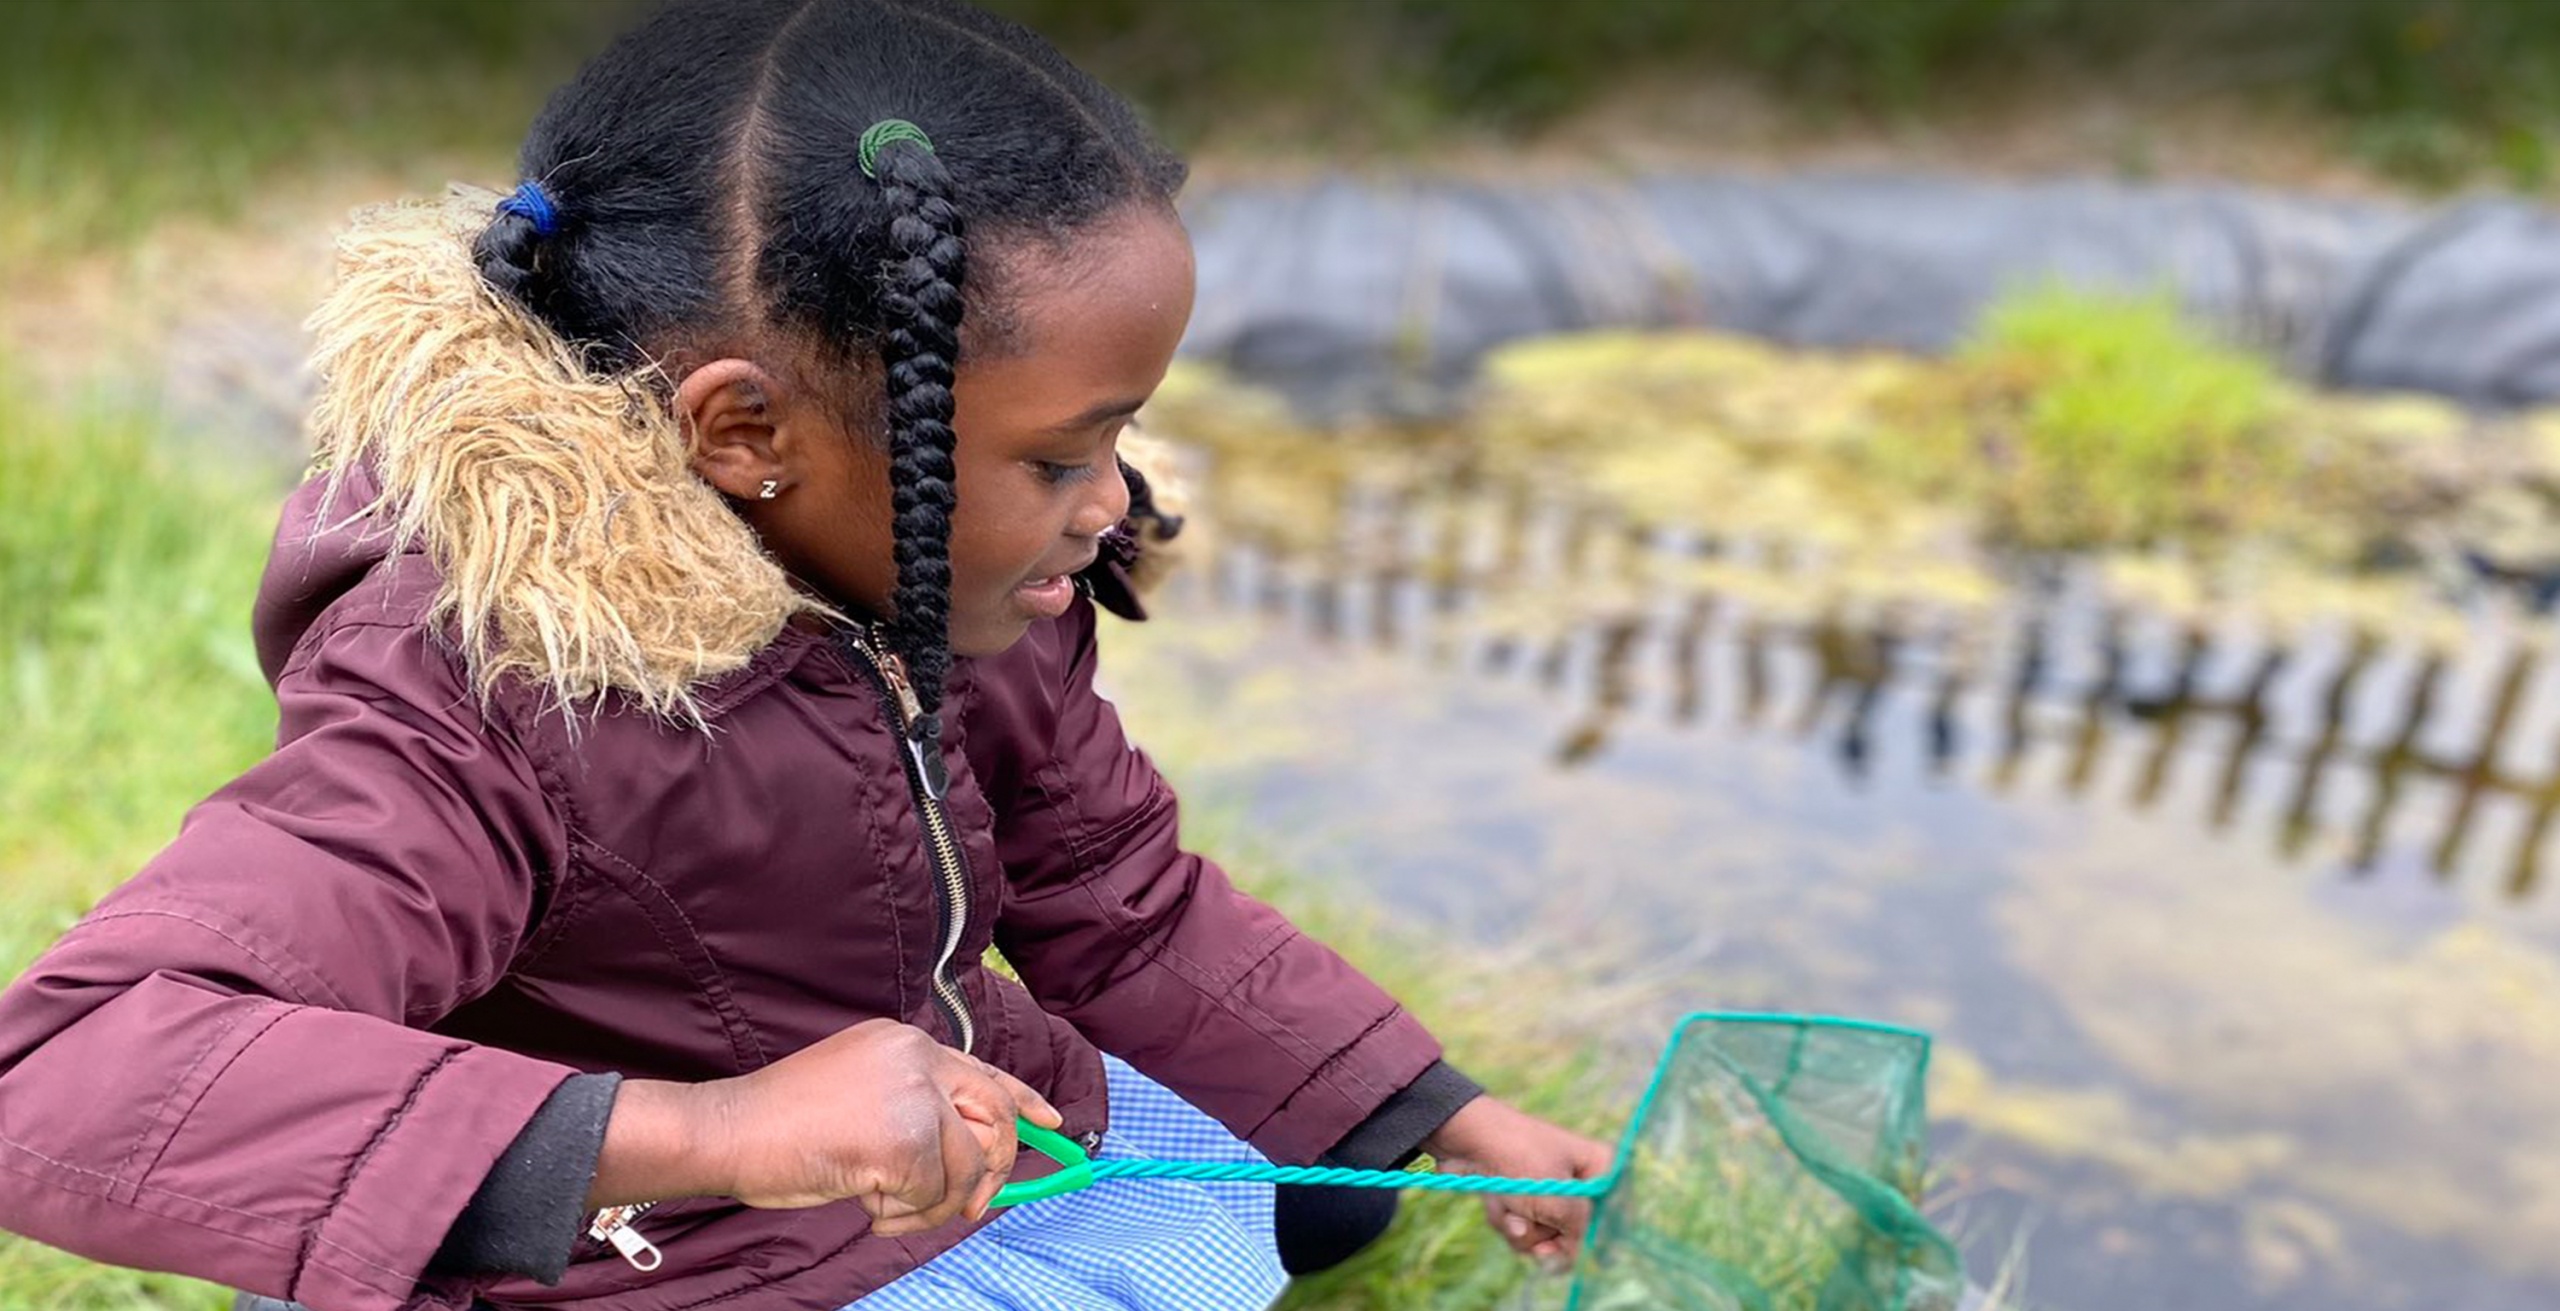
[471,0,1186,716]
[870,138,967,702]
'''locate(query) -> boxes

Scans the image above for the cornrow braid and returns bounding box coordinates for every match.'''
[869,136,967,716]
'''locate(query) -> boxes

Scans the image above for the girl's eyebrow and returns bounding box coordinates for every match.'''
[1047,395,1147,432]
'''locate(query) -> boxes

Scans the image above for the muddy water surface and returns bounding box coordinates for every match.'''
[1097,458,2560,1311]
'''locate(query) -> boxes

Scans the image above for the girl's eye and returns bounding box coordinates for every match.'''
[1032,419,1128,486]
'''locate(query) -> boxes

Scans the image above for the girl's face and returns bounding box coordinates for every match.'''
[682,204,1195,657]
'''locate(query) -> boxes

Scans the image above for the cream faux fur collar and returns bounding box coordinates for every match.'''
[302,188,819,721]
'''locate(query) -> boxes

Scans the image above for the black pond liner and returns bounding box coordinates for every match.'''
[1177,172,2560,420]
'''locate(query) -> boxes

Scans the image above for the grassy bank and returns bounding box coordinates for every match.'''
[0,384,281,978]
[0,0,615,274]
[0,381,278,1308]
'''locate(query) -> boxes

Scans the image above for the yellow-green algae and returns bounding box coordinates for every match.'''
[1144,288,2554,652]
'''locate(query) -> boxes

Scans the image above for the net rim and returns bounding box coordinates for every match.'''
[1563,1010,1943,1311]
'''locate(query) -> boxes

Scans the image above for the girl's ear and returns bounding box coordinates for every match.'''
[676,358,789,500]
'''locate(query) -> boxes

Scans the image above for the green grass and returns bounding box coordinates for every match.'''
[0,381,282,977]
[0,379,280,1307]
[996,0,2132,140]
[0,0,624,275]
[1189,836,1634,1311]
[1889,286,2294,553]
[2317,0,2560,189]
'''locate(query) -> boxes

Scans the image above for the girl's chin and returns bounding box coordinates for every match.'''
[949,608,1041,658]
[949,577,1079,656]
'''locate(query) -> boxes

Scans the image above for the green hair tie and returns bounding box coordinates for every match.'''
[858,119,936,179]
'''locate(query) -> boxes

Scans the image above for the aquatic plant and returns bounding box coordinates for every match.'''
[1884,285,2293,554]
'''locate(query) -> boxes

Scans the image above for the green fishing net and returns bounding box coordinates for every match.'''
[1563,1013,1965,1311]
[998,1010,1965,1310]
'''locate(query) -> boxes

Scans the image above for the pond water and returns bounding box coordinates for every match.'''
[1097,452,2560,1311]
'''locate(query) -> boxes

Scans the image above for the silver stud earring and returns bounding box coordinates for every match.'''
[758,479,780,500]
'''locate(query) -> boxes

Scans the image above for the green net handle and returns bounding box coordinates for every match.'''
[991,1117,1615,1209]
[993,1120,1097,1206]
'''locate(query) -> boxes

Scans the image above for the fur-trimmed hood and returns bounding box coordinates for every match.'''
[268,187,1182,719]
[291,187,815,720]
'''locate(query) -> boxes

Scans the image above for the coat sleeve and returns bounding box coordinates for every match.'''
[0,615,581,1311]
[969,601,1444,1166]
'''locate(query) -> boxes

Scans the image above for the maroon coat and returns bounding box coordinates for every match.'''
[0,471,1443,1310]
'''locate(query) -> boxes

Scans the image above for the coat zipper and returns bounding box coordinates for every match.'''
[581,625,981,1272]
[588,1202,662,1271]
[840,623,978,1055]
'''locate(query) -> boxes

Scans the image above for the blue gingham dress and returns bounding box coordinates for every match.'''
[848,1054,1288,1310]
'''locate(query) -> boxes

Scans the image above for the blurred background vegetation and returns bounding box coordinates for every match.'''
[16,0,2560,277]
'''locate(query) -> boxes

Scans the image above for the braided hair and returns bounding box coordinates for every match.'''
[869,138,968,700]
[470,0,1185,713]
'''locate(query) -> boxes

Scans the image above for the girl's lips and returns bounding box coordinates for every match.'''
[1011,551,1096,622]
[1014,573,1077,619]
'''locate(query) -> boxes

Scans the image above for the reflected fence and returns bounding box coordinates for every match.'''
[1164,460,2560,901]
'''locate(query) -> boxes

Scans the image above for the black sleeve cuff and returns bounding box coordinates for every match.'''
[1323,1060,1485,1170]
[427,1071,621,1285]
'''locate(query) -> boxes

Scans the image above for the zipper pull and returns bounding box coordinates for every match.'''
[866,627,926,721]
[589,1207,664,1272]
[908,713,949,801]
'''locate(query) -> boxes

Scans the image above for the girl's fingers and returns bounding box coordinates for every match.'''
[1482,1194,1529,1251]
[877,1121,950,1224]
[968,1164,1010,1220]
[943,1058,1050,1221]
[1495,1202,1573,1274]
[1492,1196,1588,1266]
[949,1073,1025,1178]
[1493,1205,1555,1251]
[916,1102,990,1231]
[1528,1192,1594,1243]
[985,1064,1062,1129]
[952,1056,1061,1134]
[959,1093,1019,1220]
[866,1185,934,1236]
[869,1208,926,1238]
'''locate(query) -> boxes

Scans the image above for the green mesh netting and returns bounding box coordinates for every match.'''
[995,1010,1965,1309]
[1564,1013,1965,1311]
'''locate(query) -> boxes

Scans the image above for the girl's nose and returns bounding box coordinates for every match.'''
[1072,463,1133,538]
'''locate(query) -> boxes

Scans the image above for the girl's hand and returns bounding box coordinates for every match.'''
[1422,1097,1615,1273]
[599,1018,1062,1236]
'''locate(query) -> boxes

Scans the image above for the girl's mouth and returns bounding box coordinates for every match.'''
[1015,573,1077,619]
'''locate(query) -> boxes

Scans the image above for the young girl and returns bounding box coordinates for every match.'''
[0,2,1610,1308]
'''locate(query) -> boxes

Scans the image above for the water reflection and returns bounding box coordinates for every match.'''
[1194,476,2560,903]
[1108,445,2560,1311]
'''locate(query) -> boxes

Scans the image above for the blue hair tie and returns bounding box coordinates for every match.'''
[496,180,561,236]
